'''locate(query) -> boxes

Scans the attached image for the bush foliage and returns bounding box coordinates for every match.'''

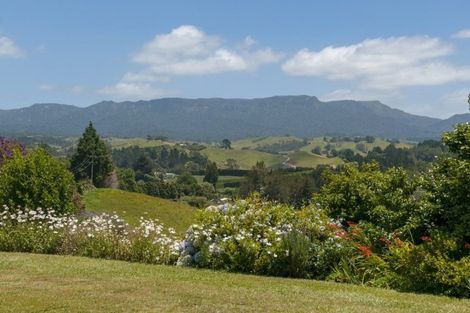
[0,149,75,213]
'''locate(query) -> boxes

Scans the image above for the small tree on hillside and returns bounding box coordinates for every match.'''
[203,161,219,186]
[221,139,232,150]
[70,122,114,187]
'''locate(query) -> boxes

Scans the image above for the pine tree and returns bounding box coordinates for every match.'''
[70,122,114,186]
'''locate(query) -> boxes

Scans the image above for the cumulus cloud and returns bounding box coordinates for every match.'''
[101,25,281,99]
[452,29,470,39]
[282,36,470,89]
[0,35,24,58]
[132,25,282,76]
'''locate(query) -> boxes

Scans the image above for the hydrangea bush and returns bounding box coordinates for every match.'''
[177,195,343,278]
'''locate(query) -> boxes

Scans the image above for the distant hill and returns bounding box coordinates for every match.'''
[0,96,468,140]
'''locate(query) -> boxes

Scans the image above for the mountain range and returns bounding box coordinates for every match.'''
[1,96,468,141]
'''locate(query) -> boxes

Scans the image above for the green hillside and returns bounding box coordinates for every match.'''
[231,135,304,150]
[105,137,175,149]
[83,189,195,233]
[288,151,343,168]
[1,253,468,313]
[300,137,413,156]
[201,146,284,169]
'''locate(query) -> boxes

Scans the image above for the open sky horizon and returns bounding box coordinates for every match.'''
[1,0,469,118]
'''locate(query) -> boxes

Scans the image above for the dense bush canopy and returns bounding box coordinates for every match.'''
[0,149,75,213]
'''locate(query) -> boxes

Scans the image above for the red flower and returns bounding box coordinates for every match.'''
[346,221,356,227]
[394,238,403,247]
[464,243,470,249]
[420,236,431,242]
[358,245,373,257]
[379,237,391,246]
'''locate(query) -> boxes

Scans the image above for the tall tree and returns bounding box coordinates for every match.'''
[424,99,470,241]
[203,161,219,186]
[70,122,114,186]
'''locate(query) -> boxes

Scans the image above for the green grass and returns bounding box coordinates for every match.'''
[1,253,469,313]
[231,136,304,150]
[105,137,175,149]
[82,189,195,233]
[194,175,245,189]
[201,147,284,169]
[288,151,343,168]
[300,137,413,156]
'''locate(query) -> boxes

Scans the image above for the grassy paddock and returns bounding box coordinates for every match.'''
[0,253,468,313]
[82,188,195,233]
[201,146,284,169]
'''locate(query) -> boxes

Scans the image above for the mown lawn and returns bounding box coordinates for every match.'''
[82,188,195,233]
[0,253,468,313]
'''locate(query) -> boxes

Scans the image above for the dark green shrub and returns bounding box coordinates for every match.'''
[0,149,75,213]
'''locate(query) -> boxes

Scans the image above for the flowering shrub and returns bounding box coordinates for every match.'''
[1,197,469,297]
[386,233,470,297]
[177,195,340,278]
[0,205,181,265]
[0,137,25,166]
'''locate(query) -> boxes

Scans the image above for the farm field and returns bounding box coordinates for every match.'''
[1,253,468,313]
[194,175,245,189]
[105,137,175,149]
[200,146,285,169]
[300,137,414,156]
[231,135,304,150]
[82,188,195,233]
[288,151,343,167]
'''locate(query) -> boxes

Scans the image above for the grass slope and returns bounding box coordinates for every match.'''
[300,137,413,156]
[232,136,304,150]
[106,137,175,149]
[1,253,469,313]
[201,147,284,169]
[83,189,195,233]
[288,151,343,168]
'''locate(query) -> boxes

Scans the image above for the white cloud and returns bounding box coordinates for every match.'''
[0,35,24,58]
[132,25,282,76]
[39,84,56,91]
[282,36,470,89]
[452,29,470,39]
[101,25,281,100]
[99,82,172,100]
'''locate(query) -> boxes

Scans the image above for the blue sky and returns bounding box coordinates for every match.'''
[1,0,469,118]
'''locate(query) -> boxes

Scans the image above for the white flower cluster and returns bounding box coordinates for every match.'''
[0,205,182,264]
[0,205,69,232]
[133,217,182,257]
[177,199,328,267]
